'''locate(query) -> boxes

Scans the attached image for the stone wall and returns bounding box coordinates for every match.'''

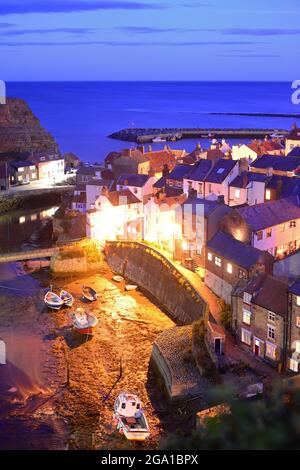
[205,270,232,305]
[106,241,206,325]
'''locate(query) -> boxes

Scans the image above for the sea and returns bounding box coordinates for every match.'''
[6,81,300,164]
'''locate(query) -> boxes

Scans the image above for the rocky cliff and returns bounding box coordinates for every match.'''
[0,98,59,155]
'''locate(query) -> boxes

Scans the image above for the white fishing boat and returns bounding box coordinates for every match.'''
[113,393,150,441]
[72,308,98,335]
[60,290,74,307]
[113,275,124,283]
[44,291,64,310]
[125,285,138,291]
[152,136,166,143]
[82,286,97,302]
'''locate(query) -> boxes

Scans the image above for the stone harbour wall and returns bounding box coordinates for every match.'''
[105,241,206,325]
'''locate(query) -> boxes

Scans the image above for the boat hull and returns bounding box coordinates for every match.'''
[74,326,96,335]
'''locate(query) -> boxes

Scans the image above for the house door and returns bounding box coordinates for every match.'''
[0,340,6,365]
[215,338,221,355]
[254,343,259,356]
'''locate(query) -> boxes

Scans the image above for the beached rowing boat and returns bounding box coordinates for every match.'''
[82,286,98,302]
[60,290,74,307]
[44,291,64,310]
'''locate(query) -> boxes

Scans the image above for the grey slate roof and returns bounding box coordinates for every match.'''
[237,196,300,231]
[204,159,237,184]
[181,197,230,217]
[207,231,270,269]
[10,160,35,169]
[251,155,300,172]
[184,159,213,182]
[241,273,288,316]
[288,147,300,157]
[117,173,149,187]
[168,164,192,181]
[289,278,300,296]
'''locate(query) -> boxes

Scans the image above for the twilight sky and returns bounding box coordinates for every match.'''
[0,0,300,81]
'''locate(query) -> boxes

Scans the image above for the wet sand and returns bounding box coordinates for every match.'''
[0,262,175,450]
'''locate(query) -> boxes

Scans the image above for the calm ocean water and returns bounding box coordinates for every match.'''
[7,81,300,163]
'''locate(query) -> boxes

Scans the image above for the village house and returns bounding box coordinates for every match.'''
[174,197,231,271]
[143,194,186,255]
[116,173,157,202]
[285,125,300,155]
[153,164,190,198]
[250,155,300,177]
[30,154,65,183]
[85,179,115,210]
[203,158,239,204]
[9,160,37,185]
[232,273,288,369]
[144,147,182,178]
[76,164,104,184]
[182,159,213,197]
[232,139,284,161]
[288,278,300,373]
[71,183,87,213]
[205,232,274,304]
[86,189,143,244]
[220,196,300,258]
[229,172,300,206]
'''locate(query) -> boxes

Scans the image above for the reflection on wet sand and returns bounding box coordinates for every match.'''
[0,261,175,450]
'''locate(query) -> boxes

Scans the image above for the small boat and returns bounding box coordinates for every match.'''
[113,275,124,283]
[113,393,150,441]
[125,285,138,291]
[60,290,74,307]
[152,136,166,143]
[72,308,98,335]
[82,286,97,302]
[44,291,64,310]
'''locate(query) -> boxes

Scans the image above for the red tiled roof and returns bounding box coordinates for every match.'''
[107,189,141,206]
[145,150,177,173]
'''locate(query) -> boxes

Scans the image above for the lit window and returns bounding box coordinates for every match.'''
[19,216,25,224]
[265,342,277,360]
[18,167,24,172]
[239,269,247,279]
[266,227,272,238]
[297,296,300,307]
[227,263,233,274]
[280,223,285,232]
[296,316,300,328]
[290,220,296,228]
[215,256,221,267]
[256,231,263,241]
[268,311,276,323]
[267,325,275,341]
[207,252,212,261]
[296,341,300,354]
[235,189,240,199]
[242,309,251,325]
[198,183,203,195]
[243,292,252,304]
[241,328,251,346]
[265,189,271,200]
[289,358,299,372]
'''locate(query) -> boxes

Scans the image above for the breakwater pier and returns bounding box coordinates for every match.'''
[109,127,289,144]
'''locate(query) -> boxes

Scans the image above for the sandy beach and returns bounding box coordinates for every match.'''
[0,261,175,450]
